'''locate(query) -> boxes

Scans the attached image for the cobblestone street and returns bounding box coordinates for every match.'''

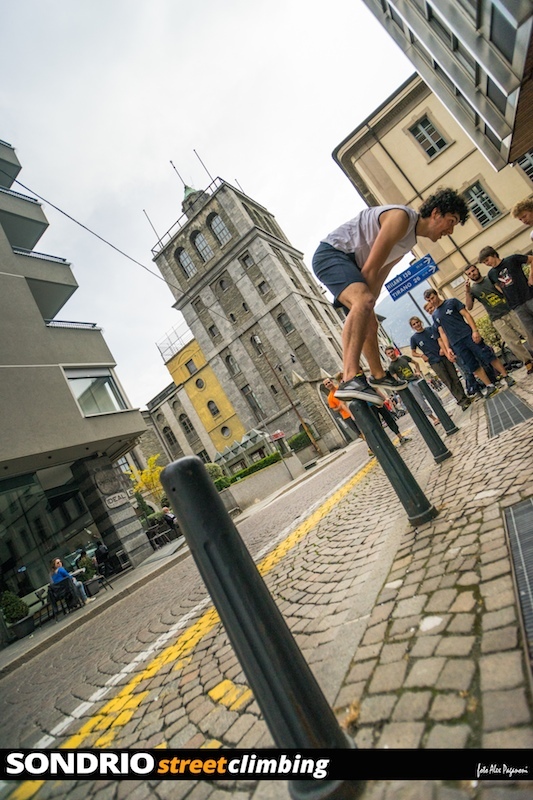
[1,376,533,800]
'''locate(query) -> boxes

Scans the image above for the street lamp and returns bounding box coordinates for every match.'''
[252,335,322,456]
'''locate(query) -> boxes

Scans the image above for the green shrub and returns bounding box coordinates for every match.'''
[0,591,29,623]
[229,452,281,482]
[205,463,224,481]
[476,314,501,348]
[214,477,232,491]
[287,431,311,452]
[146,511,164,525]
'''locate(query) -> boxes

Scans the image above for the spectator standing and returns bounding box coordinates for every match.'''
[95,541,111,577]
[323,376,362,441]
[409,316,470,409]
[511,198,533,243]
[479,246,533,353]
[464,263,533,374]
[312,189,469,404]
[384,346,441,425]
[162,506,179,537]
[423,289,514,398]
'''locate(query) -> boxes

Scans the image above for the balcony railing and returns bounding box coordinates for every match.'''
[151,176,226,257]
[45,320,99,330]
[0,185,39,203]
[12,247,69,264]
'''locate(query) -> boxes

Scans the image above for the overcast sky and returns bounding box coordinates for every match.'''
[1,0,415,408]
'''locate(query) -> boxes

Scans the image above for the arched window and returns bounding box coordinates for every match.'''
[225,354,240,376]
[251,334,263,354]
[209,214,232,246]
[179,414,196,436]
[175,248,196,279]
[191,231,214,262]
[219,278,229,292]
[163,426,178,446]
[277,312,295,334]
[207,400,220,417]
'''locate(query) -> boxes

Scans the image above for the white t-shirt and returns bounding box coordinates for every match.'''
[322,205,419,268]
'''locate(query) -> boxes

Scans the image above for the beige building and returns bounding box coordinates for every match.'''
[333,75,533,303]
[0,140,149,602]
[357,0,533,170]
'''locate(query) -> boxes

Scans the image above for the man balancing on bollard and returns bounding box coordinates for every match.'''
[312,188,470,405]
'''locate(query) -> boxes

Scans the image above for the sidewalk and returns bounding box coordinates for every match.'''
[1,374,533,799]
[0,448,347,677]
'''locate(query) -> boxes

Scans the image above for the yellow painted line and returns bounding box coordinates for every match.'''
[208,679,252,708]
[201,739,223,749]
[9,458,375,800]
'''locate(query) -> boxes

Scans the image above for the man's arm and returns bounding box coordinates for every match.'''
[527,255,533,286]
[464,278,474,311]
[438,327,455,362]
[361,208,411,296]
[459,308,482,343]
[411,345,428,362]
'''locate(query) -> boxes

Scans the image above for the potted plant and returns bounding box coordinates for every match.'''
[0,591,35,639]
[77,555,101,598]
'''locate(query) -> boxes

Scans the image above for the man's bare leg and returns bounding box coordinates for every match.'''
[338,283,376,381]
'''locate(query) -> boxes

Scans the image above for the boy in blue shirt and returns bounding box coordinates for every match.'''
[423,289,514,398]
[409,316,470,409]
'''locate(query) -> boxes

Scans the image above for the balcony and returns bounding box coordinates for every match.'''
[13,248,78,319]
[0,185,48,249]
[0,140,21,190]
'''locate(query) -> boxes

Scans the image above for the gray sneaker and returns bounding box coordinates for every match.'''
[368,370,408,390]
[334,376,384,406]
[505,375,516,387]
[483,384,498,398]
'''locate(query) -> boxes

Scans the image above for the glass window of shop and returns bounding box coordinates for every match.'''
[0,471,94,599]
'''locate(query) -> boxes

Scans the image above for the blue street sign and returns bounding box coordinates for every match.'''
[385,255,439,301]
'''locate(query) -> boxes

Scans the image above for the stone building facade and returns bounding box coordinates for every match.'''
[151,179,346,443]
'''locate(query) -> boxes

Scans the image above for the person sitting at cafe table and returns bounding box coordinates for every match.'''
[49,557,94,606]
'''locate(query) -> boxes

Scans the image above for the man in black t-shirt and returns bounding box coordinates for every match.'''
[479,246,533,353]
[464,264,533,374]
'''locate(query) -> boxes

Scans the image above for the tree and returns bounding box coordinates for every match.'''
[128,455,165,506]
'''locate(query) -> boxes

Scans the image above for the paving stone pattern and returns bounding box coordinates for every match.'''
[2,378,533,800]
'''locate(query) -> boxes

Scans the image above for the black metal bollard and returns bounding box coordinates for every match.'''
[399,385,452,464]
[160,457,362,800]
[416,378,459,436]
[348,399,438,525]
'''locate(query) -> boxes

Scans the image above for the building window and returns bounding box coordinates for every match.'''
[241,384,265,421]
[229,313,237,323]
[219,278,229,292]
[185,359,198,375]
[221,426,231,438]
[195,377,205,390]
[65,368,127,416]
[208,324,220,338]
[193,297,203,312]
[209,214,232,246]
[251,335,263,354]
[239,251,254,269]
[163,426,178,447]
[225,354,240,376]
[175,248,197,279]
[487,77,507,114]
[464,182,501,227]
[242,302,250,312]
[191,231,214,263]
[207,400,220,417]
[409,116,448,158]
[257,280,270,295]
[277,312,295,334]
[517,150,533,181]
[490,5,516,63]
[270,384,278,395]
[387,2,404,29]
[179,414,196,436]
[196,449,210,464]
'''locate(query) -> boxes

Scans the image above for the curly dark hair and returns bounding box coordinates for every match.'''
[419,188,470,224]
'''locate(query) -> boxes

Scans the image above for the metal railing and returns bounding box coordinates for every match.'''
[12,247,69,265]
[45,320,99,330]
[0,185,39,203]
[151,177,226,257]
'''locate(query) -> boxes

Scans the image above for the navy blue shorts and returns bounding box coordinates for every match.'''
[453,337,495,373]
[312,242,365,310]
